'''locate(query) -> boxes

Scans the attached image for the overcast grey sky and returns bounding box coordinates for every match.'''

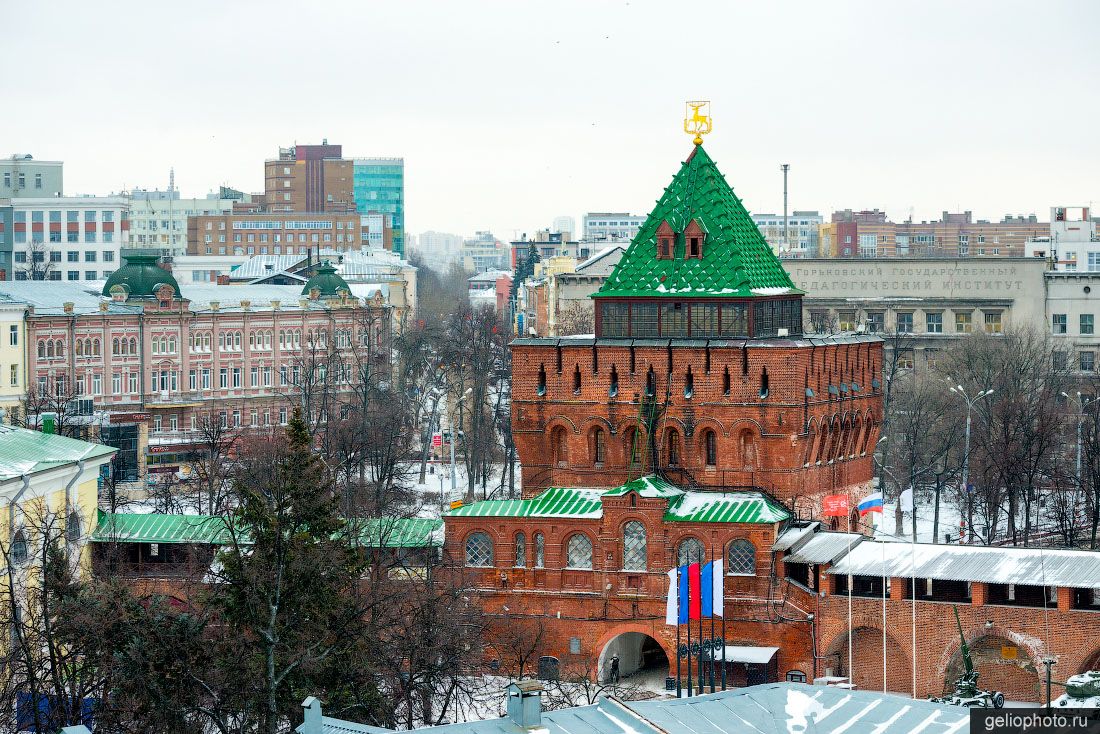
[4,0,1098,239]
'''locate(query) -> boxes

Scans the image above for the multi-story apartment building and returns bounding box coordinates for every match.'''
[263,143,355,213]
[582,212,644,243]
[0,299,25,422]
[0,196,128,282]
[461,231,509,273]
[413,231,463,267]
[185,212,364,257]
[128,188,239,259]
[822,209,1047,259]
[7,251,391,481]
[1,154,63,198]
[752,210,822,257]
[1045,206,1099,272]
[353,158,404,257]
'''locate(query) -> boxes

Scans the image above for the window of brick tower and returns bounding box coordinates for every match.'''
[704,429,717,467]
[609,365,619,397]
[677,537,704,565]
[573,364,581,394]
[515,532,526,567]
[534,532,545,567]
[537,364,546,396]
[684,366,694,398]
[759,367,769,398]
[592,427,607,465]
[645,366,656,397]
[622,521,647,571]
[723,366,731,396]
[625,427,642,465]
[666,428,682,466]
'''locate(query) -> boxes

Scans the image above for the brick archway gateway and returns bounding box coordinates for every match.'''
[941,634,1041,703]
[594,625,674,685]
[1079,647,1100,675]
[824,626,911,693]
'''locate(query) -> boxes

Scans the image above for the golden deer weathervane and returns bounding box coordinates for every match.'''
[684,100,712,145]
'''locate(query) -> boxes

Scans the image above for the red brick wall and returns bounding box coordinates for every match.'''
[511,340,882,509]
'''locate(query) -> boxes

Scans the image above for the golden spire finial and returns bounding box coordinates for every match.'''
[684,101,712,145]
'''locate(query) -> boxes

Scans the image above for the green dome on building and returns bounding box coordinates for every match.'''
[101,251,181,299]
[301,261,350,298]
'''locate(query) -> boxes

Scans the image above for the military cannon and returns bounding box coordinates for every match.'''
[929,606,1005,709]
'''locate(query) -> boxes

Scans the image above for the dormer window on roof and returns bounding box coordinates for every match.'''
[656,221,674,260]
[685,219,705,259]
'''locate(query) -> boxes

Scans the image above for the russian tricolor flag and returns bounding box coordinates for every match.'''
[858,491,884,516]
[665,559,723,625]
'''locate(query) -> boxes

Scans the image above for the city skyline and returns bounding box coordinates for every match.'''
[4,0,1098,241]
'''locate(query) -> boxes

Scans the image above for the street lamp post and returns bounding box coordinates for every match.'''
[1061,391,1091,491]
[948,382,994,543]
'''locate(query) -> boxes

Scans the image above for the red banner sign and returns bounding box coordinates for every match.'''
[432,433,442,448]
[822,494,849,517]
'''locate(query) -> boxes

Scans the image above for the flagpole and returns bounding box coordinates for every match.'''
[687,607,692,697]
[676,620,682,698]
[881,518,887,694]
[697,610,704,695]
[710,608,716,693]
[721,614,727,690]
[847,508,853,689]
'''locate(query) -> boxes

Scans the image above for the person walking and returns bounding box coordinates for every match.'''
[610,654,620,683]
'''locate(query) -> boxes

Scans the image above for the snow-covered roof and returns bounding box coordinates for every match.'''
[828,540,1100,589]
[772,522,820,552]
[784,531,863,565]
[576,244,626,272]
[301,683,969,734]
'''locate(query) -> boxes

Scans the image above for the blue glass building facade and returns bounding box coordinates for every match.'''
[352,158,404,256]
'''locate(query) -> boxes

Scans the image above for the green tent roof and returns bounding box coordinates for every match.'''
[595,145,801,299]
[447,476,789,524]
[91,512,444,549]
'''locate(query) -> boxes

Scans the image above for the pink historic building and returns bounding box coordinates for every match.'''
[9,252,390,480]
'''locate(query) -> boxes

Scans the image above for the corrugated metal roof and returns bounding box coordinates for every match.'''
[92,513,443,549]
[447,486,607,519]
[784,531,863,564]
[91,511,236,544]
[0,425,115,482]
[306,683,968,734]
[772,522,820,552]
[665,492,789,524]
[603,475,682,498]
[828,540,1100,589]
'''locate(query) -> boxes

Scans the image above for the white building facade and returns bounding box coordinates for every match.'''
[752,210,823,257]
[128,191,237,259]
[5,196,128,282]
[582,212,644,243]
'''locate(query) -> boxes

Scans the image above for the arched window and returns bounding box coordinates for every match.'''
[537,364,546,396]
[66,511,82,542]
[759,366,769,398]
[684,366,694,398]
[645,366,656,397]
[722,366,731,396]
[11,529,28,565]
[625,427,642,465]
[704,430,718,467]
[75,339,83,356]
[727,539,756,575]
[56,340,64,357]
[464,532,494,567]
[592,427,606,464]
[572,364,581,394]
[534,532,545,568]
[46,341,54,358]
[551,426,569,467]
[93,339,100,355]
[677,537,704,566]
[37,341,45,359]
[112,338,119,355]
[622,521,647,571]
[515,532,526,568]
[666,429,681,466]
[129,338,137,353]
[565,533,593,570]
[609,365,618,398]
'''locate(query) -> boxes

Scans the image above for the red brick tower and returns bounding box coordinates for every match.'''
[511,144,883,519]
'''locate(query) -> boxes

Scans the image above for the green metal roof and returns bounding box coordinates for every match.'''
[447,486,607,519]
[91,511,236,544]
[595,145,801,299]
[301,260,351,297]
[351,517,444,548]
[101,250,181,299]
[0,425,115,482]
[91,513,444,549]
[447,476,789,525]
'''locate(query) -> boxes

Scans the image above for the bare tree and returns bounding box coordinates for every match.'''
[18,239,55,281]
[556,301,593,337]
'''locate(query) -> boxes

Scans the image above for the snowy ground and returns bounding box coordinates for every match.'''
[871,499,965,544]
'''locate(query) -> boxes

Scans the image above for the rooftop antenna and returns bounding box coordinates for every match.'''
[781,164,790,254]
[169,167,176,193]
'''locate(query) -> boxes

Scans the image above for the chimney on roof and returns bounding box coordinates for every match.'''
[210,301,219,312]
[240,299,251,311]
[299,697,322,734]
[63,302,74,314]
[270,300,280,311]
[217,274,230,285]
[505,680,543,729]
[99,301,108,313]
